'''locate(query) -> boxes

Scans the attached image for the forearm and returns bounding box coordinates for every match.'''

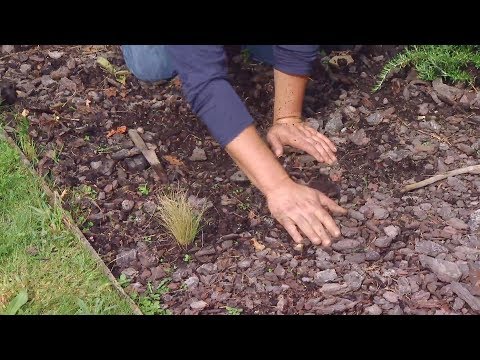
[273,68,308,123]
[226,125,291,195]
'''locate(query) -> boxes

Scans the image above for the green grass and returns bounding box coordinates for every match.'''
[225,306,243,315]
[374,45,480,92]
[0,137,133,315]
[138,184,150,196]
[13,114,38,164]
[129,279,172,315]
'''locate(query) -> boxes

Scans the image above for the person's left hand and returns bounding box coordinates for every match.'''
[266,117,337,165]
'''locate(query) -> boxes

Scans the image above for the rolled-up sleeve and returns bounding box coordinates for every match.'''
[166,45,254,147]
[273,45,319,76]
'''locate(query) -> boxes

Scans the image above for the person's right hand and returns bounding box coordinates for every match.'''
[266,178,347,247]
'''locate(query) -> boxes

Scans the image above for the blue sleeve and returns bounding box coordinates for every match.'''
[273,45,319,75]
[166,45,254,147]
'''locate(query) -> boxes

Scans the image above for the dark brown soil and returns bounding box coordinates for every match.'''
[2,44,480,315]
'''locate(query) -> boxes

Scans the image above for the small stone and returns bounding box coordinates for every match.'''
[447,218,469,231]
[366,111,384,125]
[50,66,70,80]
[230,170,248,182]
[48,50,64,59]
[366,250,381,261]
[190,300,208,310]
[305,118,322,131]
[332,239,361,252]
[150,266,166,280]
[222,240,233,250]
[20,64,31,74]
[1,45,14,54]
[194,246,216,257]
[384,225,400,238]
[415,240,448,257]
[90,161,102,170]
[88,91,102,103]
[274,264,286,278]
[325,111,343,134]
[432,78,464,105]
[99,159,115,176]
[420,203,432,211]
[449,282,480,312]
[349,209,365,221]
[419,255,462,283]
[142,201,157,215]
[197,263,217,275]
[121,267,138,278]
[264,272,279,282]
[383,291,399,303]
[189,147,207,161]
[184,276,199,289]
[452,297,465,311]
[341,226,359,238]
[116,248,137,268]
[413,207,428,221]
[138,251,157,268]
[364,304,382,315]
[388,305,404,315]
[140,269,152,281]
[397,277,412,295]
[125,155,149,172]
[373,206,389,220]
[345,253,366,264]
[418,103,430,115]
[188,195,213,212]
[468,210,480,232]
[374,236,393,248]
[111,148,141,160]
[297,154,316,166]
[344,271,364,290]
[320,283,348,296]
[121,199,135,212]
[348,128,370,146]
[457,143,475,155]
[314,269,337,285]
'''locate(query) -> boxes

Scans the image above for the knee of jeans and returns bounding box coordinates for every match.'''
[121,45,174,82]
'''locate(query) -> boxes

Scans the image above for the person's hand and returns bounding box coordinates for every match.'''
[266,178,347,247]
[266,117,337,165]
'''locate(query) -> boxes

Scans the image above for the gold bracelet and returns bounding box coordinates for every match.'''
[274,115,303,124]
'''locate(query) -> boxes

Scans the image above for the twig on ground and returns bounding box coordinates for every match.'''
[401,164,480,193]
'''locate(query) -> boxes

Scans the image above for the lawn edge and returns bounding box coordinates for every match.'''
[0,129,143,315]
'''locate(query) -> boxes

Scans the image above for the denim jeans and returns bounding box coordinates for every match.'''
[121,45,275,82]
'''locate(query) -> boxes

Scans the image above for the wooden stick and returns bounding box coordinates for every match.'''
[128,129,168,184]
[401,164,480,193]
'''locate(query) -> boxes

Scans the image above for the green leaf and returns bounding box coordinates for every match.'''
[3,289,28,315]
[96,57,116,75]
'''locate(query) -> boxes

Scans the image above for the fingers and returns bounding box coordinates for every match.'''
[304,126,337,152]
[298,127,337,164]
[311,220,332,247]
[304,137,337,164]
[314,207,341,239]
[298,140,330,164]
[317,192,348,215]
[292,214,323,246]
[266,133,284,157]
[278,217,304,244]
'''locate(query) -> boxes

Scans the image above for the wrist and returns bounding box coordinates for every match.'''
[273,116,303,126]
[263,175,295,199]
